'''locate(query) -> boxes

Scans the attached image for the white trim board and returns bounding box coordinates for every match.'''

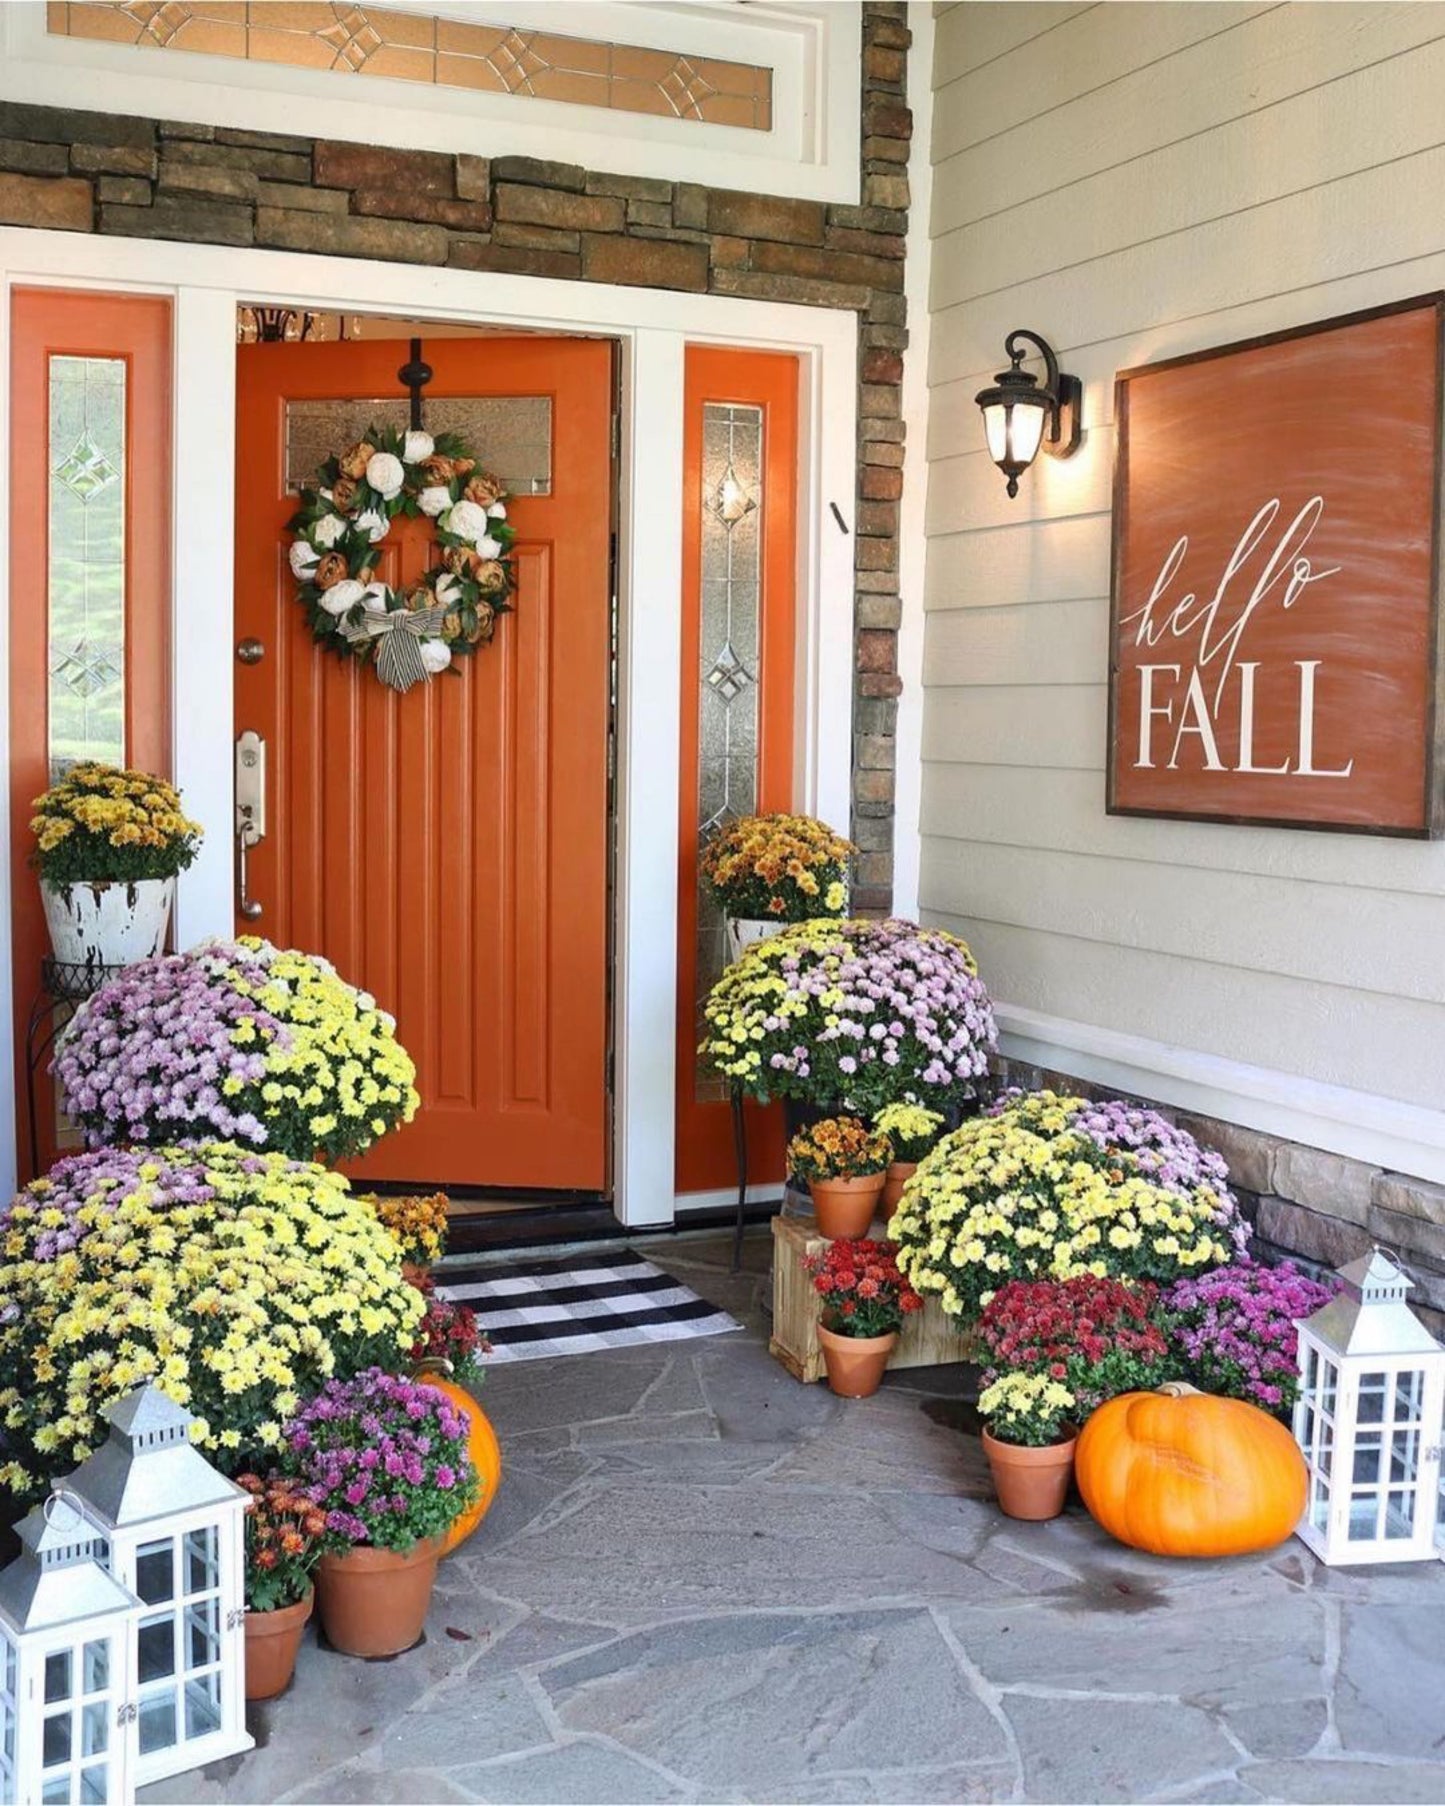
[0,225,858,1226]
[0,2,861,204]
[996,1002,1445,1186]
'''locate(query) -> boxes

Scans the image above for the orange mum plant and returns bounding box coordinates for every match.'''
[787,1114,892,1184]
[700,812,855,921]
[366,1191,450,1269]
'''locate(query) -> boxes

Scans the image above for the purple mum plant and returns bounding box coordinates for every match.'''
[1163,1259,1341,1416]
[282,1368,479,1552]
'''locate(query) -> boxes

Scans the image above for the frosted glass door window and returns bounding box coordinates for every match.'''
[284,396,552,495]
[694,402,763,1100]
[48,356,127,781]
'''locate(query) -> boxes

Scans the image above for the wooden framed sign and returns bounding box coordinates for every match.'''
[1108,293,1445,836]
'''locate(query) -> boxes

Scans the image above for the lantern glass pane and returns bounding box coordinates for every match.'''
[982,402,1010,466]
[42,1709,70,1767]
[186,1597,220,1672]
[1357,1372,1388,1424]
[44,1650,71,1704]
[1348,1494,1380,1541]
[1008,400,1047,466]
[1391,1424,1421,1483]
[138,1615,176,1684]
[138,1689,176,1756]
[81,1762,107,1805]
[81,1641,107,1696]
[1392,1370,1424,1421]
[136,1539,175,1606]
[81,1701,107,1759]
[42,1776,69,1804]
[1309,1477,1329,1532]
[1385,1491,1415,1540]
[184,1527,217,1595]
[185,1672,221,1741]
[1351,1439,1382,1487]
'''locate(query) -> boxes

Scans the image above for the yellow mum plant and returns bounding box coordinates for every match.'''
[31,761,203,883]
[891,1090,1234,1323]
[873,1100,945,1163]
[786,1114,891,1183]
[0,1142,425,1505]
[699,812,854,921]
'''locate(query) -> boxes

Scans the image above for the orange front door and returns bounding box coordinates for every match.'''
[234,337,613,1192]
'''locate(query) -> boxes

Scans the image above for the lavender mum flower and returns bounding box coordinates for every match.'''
[1164,1258,1341,1416]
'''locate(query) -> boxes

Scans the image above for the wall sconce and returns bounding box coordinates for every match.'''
[974,329,1082,497]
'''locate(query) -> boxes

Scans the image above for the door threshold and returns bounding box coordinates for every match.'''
[439,1195,782,1258]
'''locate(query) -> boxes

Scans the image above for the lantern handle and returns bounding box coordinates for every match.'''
[1368,1241,1419,1287]
[42,1487,90,1535]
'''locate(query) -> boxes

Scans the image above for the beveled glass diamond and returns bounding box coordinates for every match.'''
[50,639,123,700]
[53,431,120,503]
[704,641,755,703]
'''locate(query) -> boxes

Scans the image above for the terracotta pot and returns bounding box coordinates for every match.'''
[982,1426,1078,1522]
[816,1322,897,1398]
[244,1588,313,1700]
[315,1535,444,1658]
[809,1172,886,1238]
[882,1160,918,1219]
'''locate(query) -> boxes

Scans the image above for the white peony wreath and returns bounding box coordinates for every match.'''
[287,425,515,693]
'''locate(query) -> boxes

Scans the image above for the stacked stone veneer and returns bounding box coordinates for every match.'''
[0,2,910,910]
[997,1056,1445,1335]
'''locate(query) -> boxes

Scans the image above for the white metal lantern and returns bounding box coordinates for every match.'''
[1293,1249,1445,1565]
[0,1491,141,1806]
[63,1388,252,1786]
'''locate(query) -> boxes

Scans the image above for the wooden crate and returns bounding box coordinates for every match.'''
[769,1210,976,1383]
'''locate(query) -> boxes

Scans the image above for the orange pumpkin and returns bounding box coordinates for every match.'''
[412,1369,503,1556]
[1075,1383,1306,1558]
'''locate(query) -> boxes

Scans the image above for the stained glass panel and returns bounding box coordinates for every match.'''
[48,355,127,781]
[284,396,552,495]
[694,402,763,1101]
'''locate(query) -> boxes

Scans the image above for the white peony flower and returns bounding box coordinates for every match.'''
[443,499,491,544]
[361,581,391,614]
[419,639,452,676]
[417,485,452,518]
[403,431,435,464]
[312,513,348,549]
[434,572,462,608]
[320,579,365,617]
[289,540,320,579]
[474,534,501,560]
[355,508,389,544]
[487,502,507,520]
[365,451,404,499]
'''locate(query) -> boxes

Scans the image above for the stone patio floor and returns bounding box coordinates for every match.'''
[144,1229,1445,1806]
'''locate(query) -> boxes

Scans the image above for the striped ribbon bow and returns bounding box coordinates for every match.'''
[339,603,449,693]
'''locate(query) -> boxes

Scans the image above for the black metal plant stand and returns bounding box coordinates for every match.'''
[730,1083,749,1273]
[24,957,122,1179]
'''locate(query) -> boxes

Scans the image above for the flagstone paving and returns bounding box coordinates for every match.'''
[141,1231,1445,1806]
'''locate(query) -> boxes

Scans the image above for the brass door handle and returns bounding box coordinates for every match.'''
[236,813,263,921]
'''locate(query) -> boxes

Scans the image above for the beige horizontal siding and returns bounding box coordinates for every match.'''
[923,1,1445,1118]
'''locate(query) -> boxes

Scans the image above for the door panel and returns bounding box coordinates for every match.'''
[234,337,613,1191]
[8,289,172,1180]
[675,348,799,1196]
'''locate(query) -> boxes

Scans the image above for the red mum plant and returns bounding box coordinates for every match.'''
[238,1471,328,1614]
[409,1294,491,1388]
[977,1276,1171,1414]
[806,1237,924,1340]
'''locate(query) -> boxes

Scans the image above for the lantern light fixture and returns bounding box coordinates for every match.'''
[974,328,1082,497]
[62,1388,252,1787]
[1292,1248,1445,1566]
[0,1490,142,1806]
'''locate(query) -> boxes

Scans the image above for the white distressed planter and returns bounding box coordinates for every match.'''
[40,876,175,968]
[724,915,789,964]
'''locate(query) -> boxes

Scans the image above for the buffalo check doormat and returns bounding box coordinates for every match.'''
[436,1248,742,1364]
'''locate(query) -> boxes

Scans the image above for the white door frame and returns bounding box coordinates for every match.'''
[0,226,858,1225]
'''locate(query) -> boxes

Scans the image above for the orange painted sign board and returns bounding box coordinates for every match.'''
[1108,295,1445,836]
